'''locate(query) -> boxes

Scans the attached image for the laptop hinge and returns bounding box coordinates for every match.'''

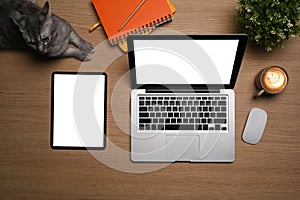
[146,88,220,93]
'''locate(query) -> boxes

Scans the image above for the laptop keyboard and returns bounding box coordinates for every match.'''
[138,95,228,131]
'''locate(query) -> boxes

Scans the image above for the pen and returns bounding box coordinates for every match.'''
[89,21,102,33]
[118,0,147,32]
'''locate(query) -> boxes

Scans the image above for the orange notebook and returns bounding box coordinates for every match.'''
[92,0,173,45]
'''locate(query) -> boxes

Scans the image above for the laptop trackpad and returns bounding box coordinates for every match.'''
[166,135,200,161]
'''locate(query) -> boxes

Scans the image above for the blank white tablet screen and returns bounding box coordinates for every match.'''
[52,73,105,148]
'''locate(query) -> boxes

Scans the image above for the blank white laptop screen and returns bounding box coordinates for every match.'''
[133,40,239,85]
[52,73,106,149]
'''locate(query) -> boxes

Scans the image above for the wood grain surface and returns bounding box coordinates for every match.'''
[0,0,299,199]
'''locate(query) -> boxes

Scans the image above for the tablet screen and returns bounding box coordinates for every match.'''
[51,72,106,149]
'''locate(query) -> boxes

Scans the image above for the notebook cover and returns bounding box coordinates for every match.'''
[92,0,172,44]
[118,0,176,52]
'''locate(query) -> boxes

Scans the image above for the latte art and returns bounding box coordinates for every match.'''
[262,67,287,93]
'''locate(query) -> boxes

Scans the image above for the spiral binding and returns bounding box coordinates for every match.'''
[111,14,173,45]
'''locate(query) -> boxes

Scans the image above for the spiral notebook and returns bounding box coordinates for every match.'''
[92,0,173,45]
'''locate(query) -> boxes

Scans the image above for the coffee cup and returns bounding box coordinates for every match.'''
[254,66,288,97]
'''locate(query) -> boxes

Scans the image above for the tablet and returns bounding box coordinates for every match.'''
[51,72,107,149]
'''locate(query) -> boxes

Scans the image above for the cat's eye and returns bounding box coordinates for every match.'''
[42,37,50,45]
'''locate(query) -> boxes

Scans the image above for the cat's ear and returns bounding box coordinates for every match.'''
[10,11,26,32]
[39,1,51,22]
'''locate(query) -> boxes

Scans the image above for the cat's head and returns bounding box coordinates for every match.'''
[10,1,56,54]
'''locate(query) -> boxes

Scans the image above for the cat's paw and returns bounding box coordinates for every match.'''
[81,41,94,54]
[79,52,93,62]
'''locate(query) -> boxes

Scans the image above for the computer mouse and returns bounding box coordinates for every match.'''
[242,108,267,144]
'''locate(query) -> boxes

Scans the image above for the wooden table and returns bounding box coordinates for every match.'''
[1,0,299,199]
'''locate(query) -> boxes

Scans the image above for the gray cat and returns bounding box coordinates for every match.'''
[0,0,94,61]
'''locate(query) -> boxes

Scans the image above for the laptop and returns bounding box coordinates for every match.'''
[127,34,248,162]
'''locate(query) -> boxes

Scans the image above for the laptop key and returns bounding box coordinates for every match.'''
[139,124,145,130]
[139,118,151,123]
[218,101,227,106]
[151,124,157,130]
[196,124,202,130]
[165,124,194,130]
[166,118,171,123]
[211,112,216,118]
[139,107,147,111]
[139,113,149,117]
[214,118,226,124]
[217,113,226,118]
[207,118,213,124]
[203,124,208,130]
[145,125,151,130]
[157,124,164,130]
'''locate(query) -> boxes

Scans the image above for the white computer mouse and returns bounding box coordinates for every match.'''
[242,108,268,144]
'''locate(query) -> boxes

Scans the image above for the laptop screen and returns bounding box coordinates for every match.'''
[133,39,239,85]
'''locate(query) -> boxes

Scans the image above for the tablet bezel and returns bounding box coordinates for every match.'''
[50,72,107,150]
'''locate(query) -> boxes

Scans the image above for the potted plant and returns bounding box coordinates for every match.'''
[236,0,300,51]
